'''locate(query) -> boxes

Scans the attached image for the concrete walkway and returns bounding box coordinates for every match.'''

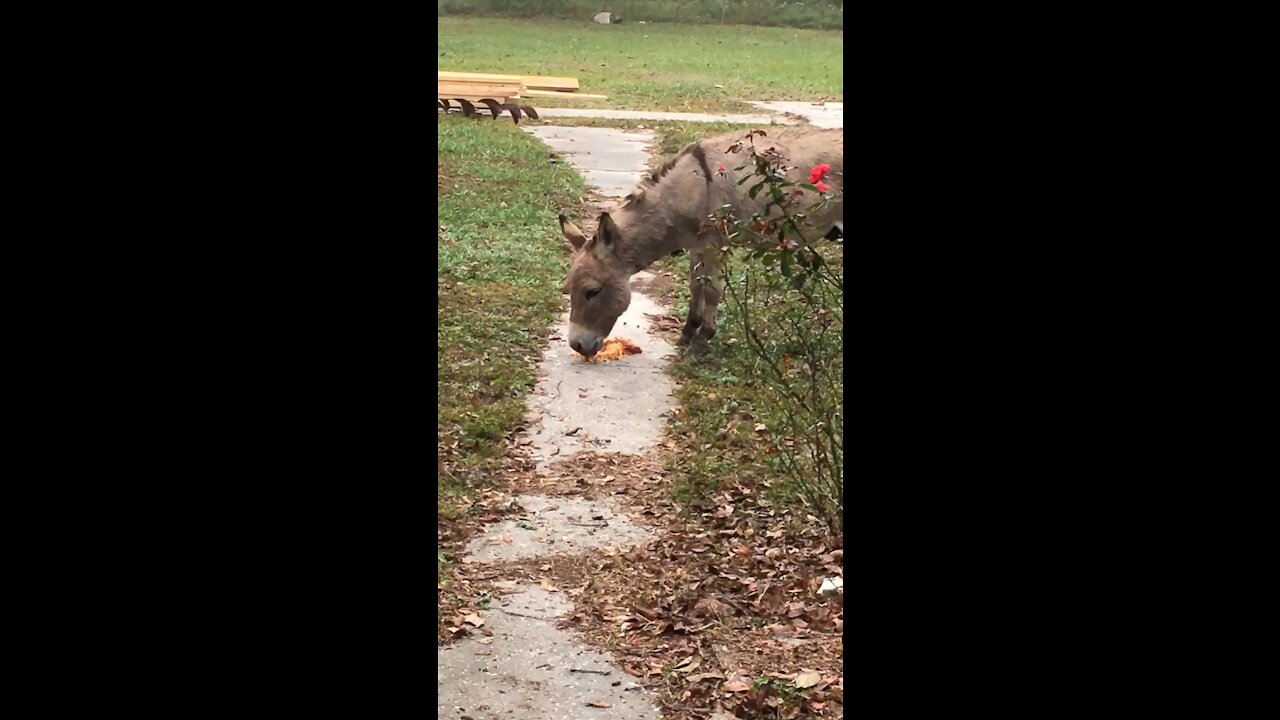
[746,101,844,129]
[438,124,674,720]
[519,126,677,466]
[438,586,660,720]
[529,102,843,128]
[524,125,656,198]
[532,107,794,125]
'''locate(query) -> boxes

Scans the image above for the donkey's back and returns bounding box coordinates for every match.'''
[700,127,843,231]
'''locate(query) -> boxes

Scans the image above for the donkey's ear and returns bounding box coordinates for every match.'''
[597,211,620,248]
[559,214,587,251]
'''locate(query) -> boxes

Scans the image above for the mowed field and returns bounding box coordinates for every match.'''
[438,16,843,113]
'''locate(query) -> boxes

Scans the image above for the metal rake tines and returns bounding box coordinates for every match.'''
[436,97,539,124]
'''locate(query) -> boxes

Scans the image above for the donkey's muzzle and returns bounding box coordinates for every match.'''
[571,339,602,358]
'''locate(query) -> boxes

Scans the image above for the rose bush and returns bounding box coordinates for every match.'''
[708,130,843,532]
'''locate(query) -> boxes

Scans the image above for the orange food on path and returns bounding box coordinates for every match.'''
[575,337,643,362]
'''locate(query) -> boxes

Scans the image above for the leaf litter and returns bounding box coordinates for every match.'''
[439,440,843,719]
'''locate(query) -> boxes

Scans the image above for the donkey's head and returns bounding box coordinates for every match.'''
[559,212,632,358]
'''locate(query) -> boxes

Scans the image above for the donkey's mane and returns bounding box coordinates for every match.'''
[621,141,711,209]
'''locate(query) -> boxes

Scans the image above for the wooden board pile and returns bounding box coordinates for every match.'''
[437,71,607,124]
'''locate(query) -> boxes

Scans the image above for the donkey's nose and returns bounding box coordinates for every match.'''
[572,339,599,358]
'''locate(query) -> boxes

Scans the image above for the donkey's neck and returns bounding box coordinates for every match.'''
[613,186,705,273]
[615,217,680,273]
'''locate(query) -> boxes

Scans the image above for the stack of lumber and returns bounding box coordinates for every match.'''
[437,71,607,102]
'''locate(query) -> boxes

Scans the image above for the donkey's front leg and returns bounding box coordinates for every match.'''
[686,251,724,357]
[679,251,707,347]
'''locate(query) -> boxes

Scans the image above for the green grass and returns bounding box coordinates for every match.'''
[438,0,845,31]
[438,17,843,114]
[665,284,843,520]
[437,115,585,481]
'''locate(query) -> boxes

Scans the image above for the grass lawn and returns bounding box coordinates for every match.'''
[437,115,585,503]
[438,17,843,114]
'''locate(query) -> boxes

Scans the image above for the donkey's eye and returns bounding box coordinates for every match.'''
[585,288,602,300]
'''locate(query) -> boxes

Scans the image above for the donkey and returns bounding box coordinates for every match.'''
[558,126,843,358]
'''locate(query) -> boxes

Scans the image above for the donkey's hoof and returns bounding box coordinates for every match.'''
[678,322,702,348]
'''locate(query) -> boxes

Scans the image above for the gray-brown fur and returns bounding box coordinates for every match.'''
[561,127,842,358]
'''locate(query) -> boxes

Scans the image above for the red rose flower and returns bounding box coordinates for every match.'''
[816,181,830,193]
[808,163,831,184]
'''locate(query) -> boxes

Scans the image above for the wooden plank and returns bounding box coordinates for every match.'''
[521,76,580,91]
[521,89,607,99]
[438,82,523,97]
[438,71,525,83]
[439,95,513,103]
[439,70,579,91]
[438,81,523,93]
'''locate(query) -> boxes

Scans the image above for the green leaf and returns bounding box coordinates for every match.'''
[748,181,766,200]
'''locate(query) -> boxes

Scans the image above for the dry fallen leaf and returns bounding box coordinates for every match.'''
[463,614,484,627]
[794,672,821,688]
[723,680,751,692]
[586,700,612,708]
[674,658,702,673]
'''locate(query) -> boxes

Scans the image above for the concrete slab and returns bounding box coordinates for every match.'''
[531,107,795,124]
[463,494,654,563]
[523,271,677,469]
[517,125,679,468]
[524,126,654,197]
[746,101,844,129]
[438,585,660,720]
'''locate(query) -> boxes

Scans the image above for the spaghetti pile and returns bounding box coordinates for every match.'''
[575,337,642,362]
